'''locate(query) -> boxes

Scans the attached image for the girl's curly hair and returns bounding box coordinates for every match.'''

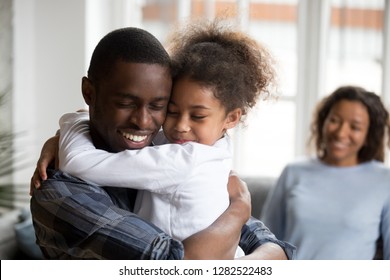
[167,19,276,118]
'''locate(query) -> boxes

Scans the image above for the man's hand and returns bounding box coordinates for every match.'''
[228,173,290,260]
[29,135,60,195]
[227,171,251,224]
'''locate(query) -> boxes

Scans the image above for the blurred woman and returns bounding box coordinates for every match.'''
[261,85,390,259]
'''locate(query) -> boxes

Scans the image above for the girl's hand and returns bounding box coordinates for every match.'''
[29,135,60,195]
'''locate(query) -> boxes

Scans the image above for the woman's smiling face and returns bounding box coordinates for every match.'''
[321,99,370,167]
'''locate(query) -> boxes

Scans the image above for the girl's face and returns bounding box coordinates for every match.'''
[321,99,370,167]
[163,77,240,146]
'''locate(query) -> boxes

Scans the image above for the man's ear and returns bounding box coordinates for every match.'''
[81,77,95,106]
[224,108,242,130]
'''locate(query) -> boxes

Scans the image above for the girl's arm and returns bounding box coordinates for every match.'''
[59,112,231,193]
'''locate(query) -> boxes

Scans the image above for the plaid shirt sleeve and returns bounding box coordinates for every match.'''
[239,217,297,259]
[30,169,184,259]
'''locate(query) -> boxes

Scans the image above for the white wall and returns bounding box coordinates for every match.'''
[12,0,87,184]
[12,0,142,185]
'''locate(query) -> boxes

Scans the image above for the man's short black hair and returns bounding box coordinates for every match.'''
[88,27,171,83]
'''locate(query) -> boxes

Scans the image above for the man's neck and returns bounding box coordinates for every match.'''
[89,126,112,152]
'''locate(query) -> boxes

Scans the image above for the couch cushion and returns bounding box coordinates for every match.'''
[242,177,275,219]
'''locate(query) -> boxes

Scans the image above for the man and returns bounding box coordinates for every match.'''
[30,27,295,259]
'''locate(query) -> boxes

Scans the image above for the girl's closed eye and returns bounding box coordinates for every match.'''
[191,114,207,120]
[166,103,179,116]
[167,109,179,116]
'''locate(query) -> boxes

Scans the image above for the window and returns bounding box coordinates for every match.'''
[128,0,389,177]
[326,0,384,96]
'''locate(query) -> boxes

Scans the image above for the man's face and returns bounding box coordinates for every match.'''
[84,61,172,152]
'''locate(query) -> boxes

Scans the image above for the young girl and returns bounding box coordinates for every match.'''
[261,86,390,259]
[53,20,275,258]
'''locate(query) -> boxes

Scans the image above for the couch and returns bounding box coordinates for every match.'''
[244,176,275,219]
[0,207,44,260]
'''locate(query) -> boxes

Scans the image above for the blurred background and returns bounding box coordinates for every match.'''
[0,0,388,258]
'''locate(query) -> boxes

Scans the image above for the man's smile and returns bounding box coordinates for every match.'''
[121,131,148,142]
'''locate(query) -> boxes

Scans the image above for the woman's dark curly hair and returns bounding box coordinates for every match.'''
[310,85,390,163]
[167,19,276,118]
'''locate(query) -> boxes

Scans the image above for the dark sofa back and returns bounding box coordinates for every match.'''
[242,177,275,219]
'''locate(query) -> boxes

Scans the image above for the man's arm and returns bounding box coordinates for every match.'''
[182,174,296,260]
[245,242,288,260]
[242,243,288,260]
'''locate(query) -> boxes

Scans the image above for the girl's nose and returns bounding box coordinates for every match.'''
[174,117,191,133]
